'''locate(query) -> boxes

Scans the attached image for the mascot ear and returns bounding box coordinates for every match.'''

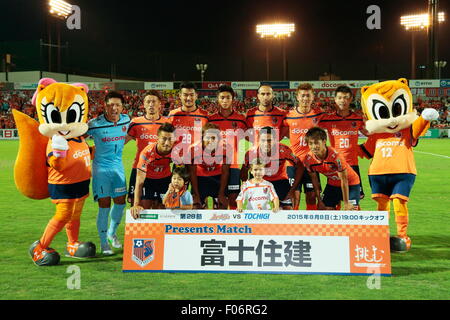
[361,86,370,95]
[398,78,408,86]
[31,78,57,106]
[71,83,89,94]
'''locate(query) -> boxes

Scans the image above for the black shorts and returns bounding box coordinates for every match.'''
[350,165,364,196]
[142,176,171,201]
[128,168,137,198]
[322,184,361,207]
[227,168,241,195]
[198,175,221,203]
[271,179,292,206]
[287,165,318,193]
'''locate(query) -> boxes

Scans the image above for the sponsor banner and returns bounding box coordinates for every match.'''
[440,79,450,88]
[84,82,115,91]
[144,82,174,90]
[409,79,441,88]
[14,82,39,90]
[290,80,378,90]
[123,210,391,276]
[201,81,231,90]
[231,82,260,90]
[260,81,290,89]
[0,129,19,140]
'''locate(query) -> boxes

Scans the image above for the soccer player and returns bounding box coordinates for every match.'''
[125,90,168,208]
[319,86,368,201]
[303,127,361,210]
[130,123,177,219]
[86,91,130,255]
[187,123,231,209]
[168,82,209,146]
[208,85,247,209]
[241,126,303,210]
[246,85,287,144]
[162,166,193,209]
[283,83,326,210]
[237,159,279,212]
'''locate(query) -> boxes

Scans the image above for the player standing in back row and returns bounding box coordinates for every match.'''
[208,85,247,209]
[86,91,130,255]
[319,86,368,202]
[125,90,168,208]
[168,82,209,147]
[246,85,287,145]
[283,83,326,210]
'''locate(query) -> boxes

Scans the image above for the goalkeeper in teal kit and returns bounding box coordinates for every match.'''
[86,91,131,255]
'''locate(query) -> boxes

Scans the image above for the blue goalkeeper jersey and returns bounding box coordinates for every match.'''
[87,114,131,168]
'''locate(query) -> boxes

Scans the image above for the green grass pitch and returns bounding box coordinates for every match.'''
[0,138,449,300]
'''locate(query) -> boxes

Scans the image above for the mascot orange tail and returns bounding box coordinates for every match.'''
[12,109,49,199]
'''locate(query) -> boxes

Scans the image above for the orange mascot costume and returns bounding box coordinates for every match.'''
[359,78,439,252]
[13,78,96,266]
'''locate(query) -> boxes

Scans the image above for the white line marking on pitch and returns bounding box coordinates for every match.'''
[415,151,450,159]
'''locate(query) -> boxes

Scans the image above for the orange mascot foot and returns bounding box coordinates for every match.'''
[29,240,60,266]
[390,236,411,253]
[65,241,96,258]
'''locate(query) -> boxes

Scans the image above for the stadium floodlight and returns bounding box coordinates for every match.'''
[401,12,445,79]
[256,23,295,80]
[49,0,73,19]
[256,23,295,38]
[400,12,445,31]
[196,64,208,82]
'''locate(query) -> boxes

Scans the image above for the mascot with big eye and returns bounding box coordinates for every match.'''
[359,78,439,253]
[13,78,96,266]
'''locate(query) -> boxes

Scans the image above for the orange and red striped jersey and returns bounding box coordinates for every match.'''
[244,143,298,181]
[46,137,91,185]
[319,111,365,166]
[168,107,209,145]
[283,107,326,160]
[208,111,247,169]
[304,146,360,187]
[127,116,169,168]
[246,106,287,142]
[190,141,230,177]
[137,142,172,179]
[360,127,418,175]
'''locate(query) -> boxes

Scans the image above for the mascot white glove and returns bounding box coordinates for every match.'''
[52,134,69,158]
[421,108,439,121]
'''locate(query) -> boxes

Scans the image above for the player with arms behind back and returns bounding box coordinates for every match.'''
[246,85,287,144]
[208,85,247,209]
[86,91,130,255]
[168,82,209,146]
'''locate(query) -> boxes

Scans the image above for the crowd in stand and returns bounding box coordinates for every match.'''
[1,89,449,129]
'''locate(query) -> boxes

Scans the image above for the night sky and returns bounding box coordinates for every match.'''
[1,0,449,81]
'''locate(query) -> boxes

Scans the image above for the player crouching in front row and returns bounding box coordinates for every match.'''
[304,127,361,211]
[237,159,280,213]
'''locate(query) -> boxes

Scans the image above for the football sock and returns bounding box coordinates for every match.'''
[65,219,80,244]
[306,204,317,210]
[376,198,390,217]
[393,198,409,238]
[107,203,126,238]
[65,200,85,243]
[97,207,110,245]
[40,218,66,248]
